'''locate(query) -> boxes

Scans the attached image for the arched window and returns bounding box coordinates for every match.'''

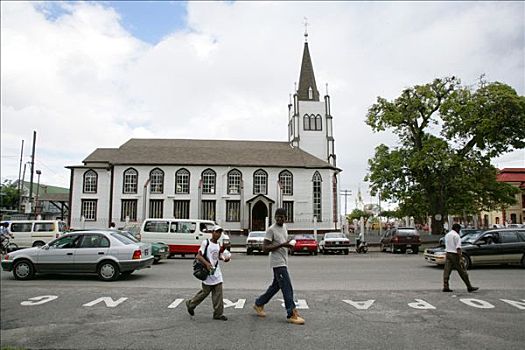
[150,168,164,194]
[175,168,190,194]
[303,114,310,130]
[253,169,268,195]
[201,169,216,194]
[312,171,322,222]
[123,168,138,194]
[279,170,293,196]
[227,169,242,195]
[83,170,97,193]
[315,115,322,130]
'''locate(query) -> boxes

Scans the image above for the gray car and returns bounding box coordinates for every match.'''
[1,230,154,281]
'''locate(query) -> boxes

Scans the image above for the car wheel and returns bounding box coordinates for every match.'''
[153,257,161,264]
[13,259,35,280]
[247,249,252,255]
[344,249,349,255]
[412,246,419,254]
[97,261,119,281]
[381,244,386,252]
[32,241,45,247]
[521,255,525,268]
[391,244,396,254]
[400,248,406,254]
[313,251,318,256]
[462,255,472,270]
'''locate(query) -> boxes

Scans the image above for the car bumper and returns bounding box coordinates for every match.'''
[292,246,317,253]
[323,245,350,251]
[424,253,446,265]
[247,244,264,251]
[119,256,154,272]
[155,251,170,260]
[1,261,13,271]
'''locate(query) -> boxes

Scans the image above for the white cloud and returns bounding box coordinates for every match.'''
[1,1,524,208]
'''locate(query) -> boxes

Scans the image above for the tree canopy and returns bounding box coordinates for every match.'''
[365,77,525,234]
[0,180,19,210]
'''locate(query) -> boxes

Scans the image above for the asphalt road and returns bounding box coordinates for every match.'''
[1,252,524,350]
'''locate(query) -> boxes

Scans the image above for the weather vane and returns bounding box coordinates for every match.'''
[304,17,308,42]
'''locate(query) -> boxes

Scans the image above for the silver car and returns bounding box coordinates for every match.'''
[1,230,154,281]
[246,231,266,255]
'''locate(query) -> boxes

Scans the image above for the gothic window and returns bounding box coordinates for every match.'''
[315,115,322,130]
[308,87,313,99]
[175,168,190,194]
[312,171,322,222]
[227,169,242,195]
[123,168,138,194]
[303,114,310,130]
[253,169,268,195]
[279,170,293,196]
[149,168,164,194]
[201,169,216,194]
[83,170,97,193]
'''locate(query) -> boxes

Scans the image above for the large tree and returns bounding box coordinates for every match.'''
[0,180,19,210]
[365,77,525,234]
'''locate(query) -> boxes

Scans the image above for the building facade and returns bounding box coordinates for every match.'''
[67,38,342,233]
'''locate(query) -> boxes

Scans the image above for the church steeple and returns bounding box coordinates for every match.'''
[297,41,319,101]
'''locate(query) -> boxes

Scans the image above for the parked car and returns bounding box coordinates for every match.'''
[290,235,318,256]
[319,232,350,255]
[424,228,525,269]
[1,230,154,281]
[119,230,169,264]
[246,231,266,255]
[438,228,485,246]
[380,227,421,254]
[425,231,485,265]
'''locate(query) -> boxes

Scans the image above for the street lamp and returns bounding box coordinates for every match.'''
[35,170,41,217]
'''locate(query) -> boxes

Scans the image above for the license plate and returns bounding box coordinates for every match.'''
[406,245,412,248]
[303,247,308,251]
[336,242,340,245]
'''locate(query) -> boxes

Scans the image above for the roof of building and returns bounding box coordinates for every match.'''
[496,168,525,183]
[82,138,339,170]
[297,42,320,101]
[18,181,69,195]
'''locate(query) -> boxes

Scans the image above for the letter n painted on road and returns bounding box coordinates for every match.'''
[21,295,58,306]
[168,299,184,309]
[459,299,494,309]
[408,299,436,310]
[342,300,375,310]
[224,299,246,309]
[83,297,128,308]
[500,299,525,310]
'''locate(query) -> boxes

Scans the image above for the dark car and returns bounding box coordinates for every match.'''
[290,235,318,256]
[380,227,421,254]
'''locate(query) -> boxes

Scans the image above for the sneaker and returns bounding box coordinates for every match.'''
[442,288,453,292]
[253,304,266,317]
[468,287,479,293]
[185,300,194,316]
[213,315,228,321]
[287,309,305,325]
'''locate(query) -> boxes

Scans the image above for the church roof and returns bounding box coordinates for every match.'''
[82,139,339,170]
[297,42,320,101]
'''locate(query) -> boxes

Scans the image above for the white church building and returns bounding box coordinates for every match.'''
[67,36,342,234]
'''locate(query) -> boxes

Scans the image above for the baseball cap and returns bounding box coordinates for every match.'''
[211,225,223,232]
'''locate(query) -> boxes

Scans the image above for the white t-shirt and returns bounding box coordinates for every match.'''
[198,239,223,285]
[444,230,461,253]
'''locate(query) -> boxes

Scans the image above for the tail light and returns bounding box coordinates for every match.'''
[392,236,399,243]
[132,250,142,260]
[3,255,9,261]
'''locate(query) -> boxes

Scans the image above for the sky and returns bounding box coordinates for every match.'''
[1,1,524,211]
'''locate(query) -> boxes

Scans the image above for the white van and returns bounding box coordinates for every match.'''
[140,219,230,256]
[8,220,67,247]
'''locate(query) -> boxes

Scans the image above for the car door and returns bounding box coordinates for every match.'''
[36,234,81,273]
[74,234,110,272]
[469,232,500,265]
[498,231,523,264]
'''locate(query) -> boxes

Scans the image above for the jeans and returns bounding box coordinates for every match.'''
[255,266,296,317]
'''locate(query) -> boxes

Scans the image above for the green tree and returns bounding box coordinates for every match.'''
[365,77,524,235]
[0,180,19,209]
[347,208,368,222]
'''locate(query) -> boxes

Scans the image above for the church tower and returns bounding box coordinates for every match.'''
[288,32,336,167]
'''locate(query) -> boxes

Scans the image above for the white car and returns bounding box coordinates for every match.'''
[1,230,154,281]
[246,231,266,255]
[319,232,350,255]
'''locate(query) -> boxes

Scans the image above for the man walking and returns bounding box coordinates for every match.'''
[253,208,304,325]
[443,223,479,293]
[186,225,231,320]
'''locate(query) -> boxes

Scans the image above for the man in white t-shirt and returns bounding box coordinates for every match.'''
[443,223,478,293]
[186,225,231,320]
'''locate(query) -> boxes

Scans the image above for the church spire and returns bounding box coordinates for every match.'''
[297,35,319,101]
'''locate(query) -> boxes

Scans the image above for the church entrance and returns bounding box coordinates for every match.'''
[251,201,268,231]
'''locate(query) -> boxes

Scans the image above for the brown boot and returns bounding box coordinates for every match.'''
[287,309,305,325]
[253,304,266,317]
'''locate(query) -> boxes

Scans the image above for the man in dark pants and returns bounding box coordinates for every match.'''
[443,223,479,293]
[253,208,304,325]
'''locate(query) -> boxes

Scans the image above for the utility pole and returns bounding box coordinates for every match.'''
[340,189,351,216]
[17,139,24,211]
[28,131,36,214]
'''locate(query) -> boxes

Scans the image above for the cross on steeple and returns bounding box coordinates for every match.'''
[304,17,308,42]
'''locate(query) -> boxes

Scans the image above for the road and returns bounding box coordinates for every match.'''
[1,252,524,350]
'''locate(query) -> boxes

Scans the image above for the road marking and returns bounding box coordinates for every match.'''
[82,297,128,308]
[408,299,436,310]
[499,299,525,310]
[224,299,246,309]
[168,298,184,309]
[21,295,58,306]
[459,298,495,309]
[342,300,375,310]
[279,299,309,309]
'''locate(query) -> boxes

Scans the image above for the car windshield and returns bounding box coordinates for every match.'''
[325,233,345,239]
[296,235,314,240]
[110,232,136,245]
[117,231,139,243]
[462,232,484,244]
[249,232,266,238]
